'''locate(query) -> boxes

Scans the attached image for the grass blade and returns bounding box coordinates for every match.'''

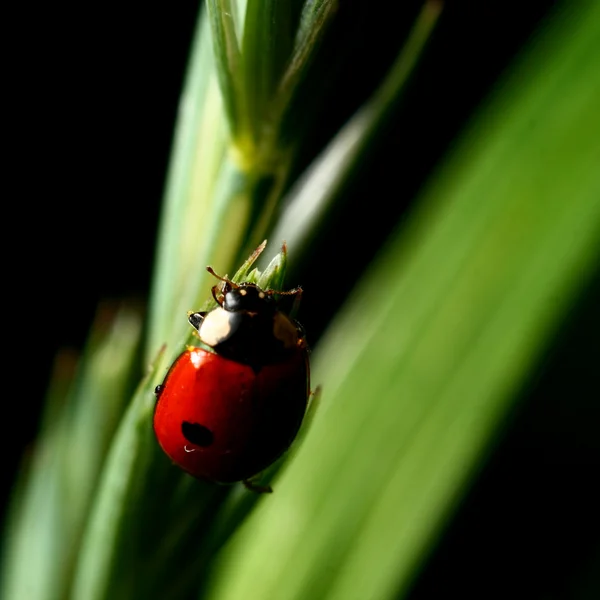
[205,0,243,138]
[269,0,443,260]
[1,306,143,600]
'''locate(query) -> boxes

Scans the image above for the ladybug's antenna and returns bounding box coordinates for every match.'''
[206,265,302,305]
[206,266,238,307]
[206,266,238,288]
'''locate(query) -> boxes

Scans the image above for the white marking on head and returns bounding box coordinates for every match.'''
[258,291,266,299]
[199,308,232,347]
[239,289,247,296]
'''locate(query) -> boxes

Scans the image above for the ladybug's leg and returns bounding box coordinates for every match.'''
[288,287,303,318]
[242,479,273,494]
[267,286,303,317]
[211,285,223,305]
[305,384,322,421]
[292,319,308,349]
[150,344,167,401]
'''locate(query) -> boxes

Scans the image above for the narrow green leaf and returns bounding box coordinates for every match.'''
[205,0,243,139]
[269,0,442,262]
[147,9,228,358]
[275,0,338,119]
[70,350,166,600]
[241,0,297,150]
[1,306,143,600]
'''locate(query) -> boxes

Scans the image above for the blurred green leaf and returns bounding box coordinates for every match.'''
[1,305,143,600]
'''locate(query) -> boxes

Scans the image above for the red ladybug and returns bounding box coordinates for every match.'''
[153,268,309,492]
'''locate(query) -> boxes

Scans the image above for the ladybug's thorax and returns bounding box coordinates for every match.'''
[197,283,303,368]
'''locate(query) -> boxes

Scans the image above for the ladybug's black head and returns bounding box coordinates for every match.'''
[205,266,302,318]
[222,283,276,313]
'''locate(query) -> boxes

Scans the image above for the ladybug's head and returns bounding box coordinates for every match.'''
[205,265,302,315]
[222,283,276,313]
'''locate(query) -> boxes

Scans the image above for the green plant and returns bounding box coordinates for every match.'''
[2,1,599,599]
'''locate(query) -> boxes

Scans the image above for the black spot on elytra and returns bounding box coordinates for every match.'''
[181,421,214,447]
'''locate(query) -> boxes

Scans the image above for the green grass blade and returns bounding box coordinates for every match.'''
[241,0,296,148]
[205,0,243,139]
[148,1,339,357]
[147,9,228,358]
[202,3,600,599]
[279,0,338,102]
[265,0,337,147]
[70,348,168,600]
[295,0,338,49]
[1,306,142,600]
[269,0,442,260]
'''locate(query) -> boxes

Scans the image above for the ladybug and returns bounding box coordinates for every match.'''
[153,267,309,492]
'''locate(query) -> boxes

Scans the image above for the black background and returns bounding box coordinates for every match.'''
[5,1,599,597]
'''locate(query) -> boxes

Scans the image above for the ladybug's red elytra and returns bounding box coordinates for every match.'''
[153,266,309,493]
